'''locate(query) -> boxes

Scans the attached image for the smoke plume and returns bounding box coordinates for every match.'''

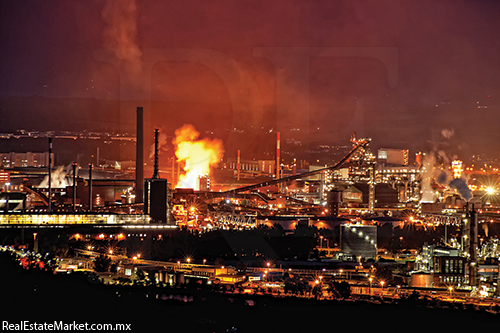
[441,129,454,139]
[101,0,142,75]
[420,153,436,203]
[38,166,70,188]
[149,130,169,159]
[449,178,472,201]
[437,170,448,185]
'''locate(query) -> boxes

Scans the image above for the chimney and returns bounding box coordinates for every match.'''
[72,162,77,212]
[153,129,159,179]
[48,137,52,212]
[276,132,281,180]
[135,107,144,202]
[88,163,93,211]
[237,150,240,181]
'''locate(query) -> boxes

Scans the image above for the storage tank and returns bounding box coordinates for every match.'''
[410,272,433,288]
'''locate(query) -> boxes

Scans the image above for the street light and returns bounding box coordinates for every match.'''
[369,277,373,295]
[203,259,206,265]
[380,280,385,288]
[448,286,453,296]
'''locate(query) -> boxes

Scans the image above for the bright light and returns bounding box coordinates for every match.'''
[486,187,495,194]
[173,124,224,190]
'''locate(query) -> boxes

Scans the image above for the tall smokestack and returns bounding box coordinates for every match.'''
[237,150,240,181]
[72,163,77,212]
[276,132,281,179]
[276,132,281,192]
[48,138,52,212]
[135,107,144,202]
[153,129,159,179]
[88,163,93,212]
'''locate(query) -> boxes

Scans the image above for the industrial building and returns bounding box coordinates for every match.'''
[0,152,54,168]
[413,245,465,287]
[377,148,409,166]
[340,224,377,259]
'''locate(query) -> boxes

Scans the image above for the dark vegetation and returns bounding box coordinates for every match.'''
[1,251,498,333]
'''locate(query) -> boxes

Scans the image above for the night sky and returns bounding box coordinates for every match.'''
[1,0,500,159]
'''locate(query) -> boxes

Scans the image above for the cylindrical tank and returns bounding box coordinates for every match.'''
[327,190,341,217]
[410,273,433,288]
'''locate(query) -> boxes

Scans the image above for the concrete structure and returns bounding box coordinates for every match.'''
[340,224,377,259]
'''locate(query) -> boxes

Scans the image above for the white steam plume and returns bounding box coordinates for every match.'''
[420,153,436,203]
[441,129,454,139]
[38,166,70,188]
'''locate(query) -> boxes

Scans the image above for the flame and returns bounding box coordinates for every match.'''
[173,124,224,190]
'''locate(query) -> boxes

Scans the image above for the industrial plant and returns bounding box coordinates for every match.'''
[1,105,500,300]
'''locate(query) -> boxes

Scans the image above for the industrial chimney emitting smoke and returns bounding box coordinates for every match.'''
[135,107,144,203]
